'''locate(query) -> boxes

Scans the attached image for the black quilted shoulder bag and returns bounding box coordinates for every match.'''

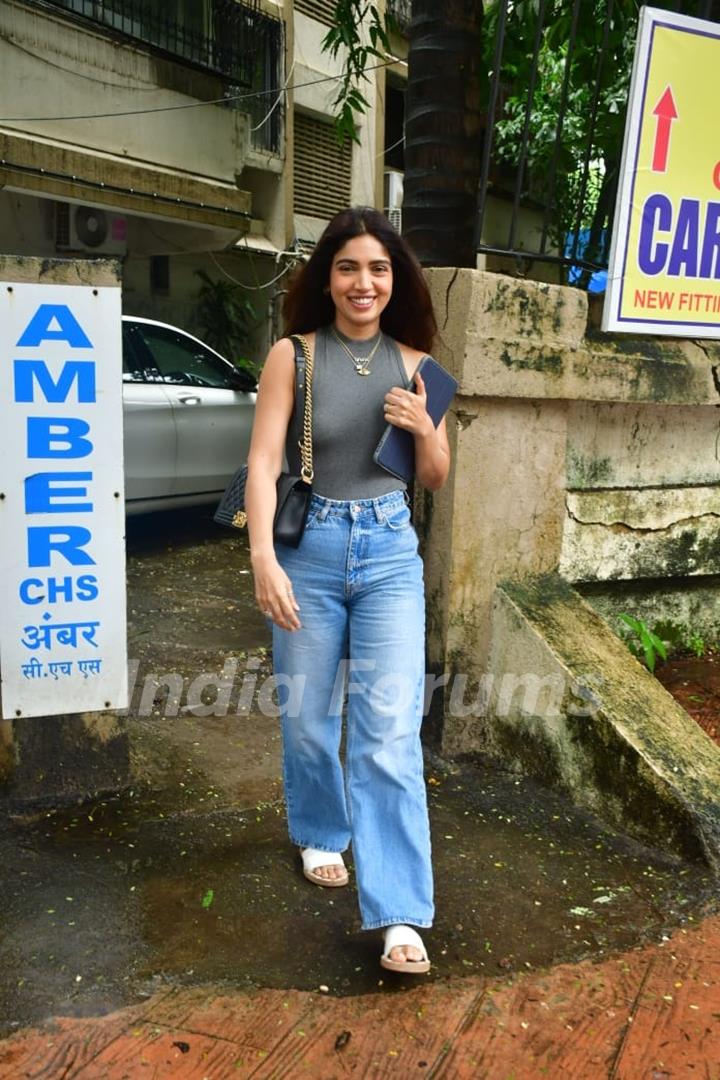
[213,334,314,548]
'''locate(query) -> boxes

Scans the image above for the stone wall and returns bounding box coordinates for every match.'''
[420,269,720,754]
[486,576,720,870]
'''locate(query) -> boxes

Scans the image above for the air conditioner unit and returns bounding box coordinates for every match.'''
[56,203,128,255]
[384,170,404,232]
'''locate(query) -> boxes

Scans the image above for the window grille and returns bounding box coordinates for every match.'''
[293,112,351,220]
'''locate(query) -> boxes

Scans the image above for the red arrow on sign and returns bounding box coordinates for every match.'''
[651,86,678,173]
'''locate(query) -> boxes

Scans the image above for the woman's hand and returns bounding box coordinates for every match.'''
[384,367,451,491]
[252,552,301,631]
[383,371,433,436]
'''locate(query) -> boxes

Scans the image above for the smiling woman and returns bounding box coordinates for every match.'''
[328,235,394,337]
[243,206,453,976]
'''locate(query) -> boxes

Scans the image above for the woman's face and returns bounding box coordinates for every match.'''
[328,233,393,337]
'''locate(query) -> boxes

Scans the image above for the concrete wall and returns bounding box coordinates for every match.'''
[485,577,720,869]
[420,268,720,752]
[293,11,379,210]
[0,1,250,185]
[0,0,387,360]
[418,268,720,865]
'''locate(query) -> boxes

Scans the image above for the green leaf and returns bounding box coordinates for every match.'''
[648,632,667,661]
[322,0,388,153]
[201,889,214,909]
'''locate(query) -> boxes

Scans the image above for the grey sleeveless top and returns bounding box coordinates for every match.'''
[288,324,413,500]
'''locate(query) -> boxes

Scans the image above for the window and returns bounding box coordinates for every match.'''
[38,0,283,151]
[385,77,406,172]
[134,324,237,388]
[294,112,352,219]
[387,0,412,34]
[150,256,170,295]
[294,0,338,26]
[122,322,161,382]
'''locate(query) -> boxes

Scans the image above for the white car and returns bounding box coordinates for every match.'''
[122,316,256,515]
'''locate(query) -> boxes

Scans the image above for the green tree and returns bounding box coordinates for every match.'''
[324,0,482,268]
[192,270,257,375]
[325,0,719,273]
[402,0,483,267]
[484,0,638,280]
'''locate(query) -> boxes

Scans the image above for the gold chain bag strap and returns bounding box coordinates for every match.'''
[272,334,314,547]
[213,333,315,543]
[296,333,314,485]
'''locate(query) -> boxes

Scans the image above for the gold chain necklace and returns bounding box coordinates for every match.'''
[331,327,383,376]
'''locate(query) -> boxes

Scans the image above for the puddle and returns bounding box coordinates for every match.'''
[1,755,716,1036]
[1,509,717,1035]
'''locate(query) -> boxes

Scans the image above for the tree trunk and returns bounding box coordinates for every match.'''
[403,0,483,267]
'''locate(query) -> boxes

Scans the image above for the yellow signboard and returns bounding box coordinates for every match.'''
[603,6,720,338]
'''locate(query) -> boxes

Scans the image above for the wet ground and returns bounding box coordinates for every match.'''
[1,508,718,1038]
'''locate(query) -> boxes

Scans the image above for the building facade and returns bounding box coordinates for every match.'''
[0,0,407,363]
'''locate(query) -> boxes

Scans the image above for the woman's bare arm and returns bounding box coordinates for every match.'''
[413,408,450,492]
[245,337,301,630]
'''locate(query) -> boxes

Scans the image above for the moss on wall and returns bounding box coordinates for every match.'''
[567,449,614,487]
[482,579,720,868]
[499,347,564,376]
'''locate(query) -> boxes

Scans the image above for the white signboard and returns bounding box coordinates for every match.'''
[0,283,128,718]
[603,6,720,337]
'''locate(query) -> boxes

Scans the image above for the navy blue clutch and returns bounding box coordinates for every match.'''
[373,356,458,483]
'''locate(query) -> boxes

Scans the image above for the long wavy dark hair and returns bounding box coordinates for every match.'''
[283,207,437,353]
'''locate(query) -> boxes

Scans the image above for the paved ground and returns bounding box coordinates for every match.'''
[1,508,718,1077]
[1,908,718,1078]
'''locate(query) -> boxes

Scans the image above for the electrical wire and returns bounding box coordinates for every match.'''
[250,59,295,133]
[0,58,398,123]
[209,250,298,291]
[377,133,405,158]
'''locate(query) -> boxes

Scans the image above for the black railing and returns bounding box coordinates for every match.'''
[475,0,719,286]
[38,0,283,152]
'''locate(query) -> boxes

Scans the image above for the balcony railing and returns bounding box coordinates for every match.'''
[37,0,283,152]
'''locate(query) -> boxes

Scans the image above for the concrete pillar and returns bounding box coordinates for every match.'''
[419,268,720,757]
[0,255,129,810]
[418,270,584,752]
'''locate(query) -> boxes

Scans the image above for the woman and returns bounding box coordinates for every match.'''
[245,207,450,973]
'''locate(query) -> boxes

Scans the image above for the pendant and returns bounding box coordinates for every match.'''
[357,368,370,376]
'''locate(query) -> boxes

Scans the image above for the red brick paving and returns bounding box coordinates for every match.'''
[1,914,718,1079]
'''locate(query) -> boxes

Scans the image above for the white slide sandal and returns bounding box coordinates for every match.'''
[300,847,349,887]
[380,924,431,974]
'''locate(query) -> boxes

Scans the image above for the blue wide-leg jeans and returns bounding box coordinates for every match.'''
[272,490,434,931]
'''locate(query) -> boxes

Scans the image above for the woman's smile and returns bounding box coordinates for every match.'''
[329,234,393,338]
